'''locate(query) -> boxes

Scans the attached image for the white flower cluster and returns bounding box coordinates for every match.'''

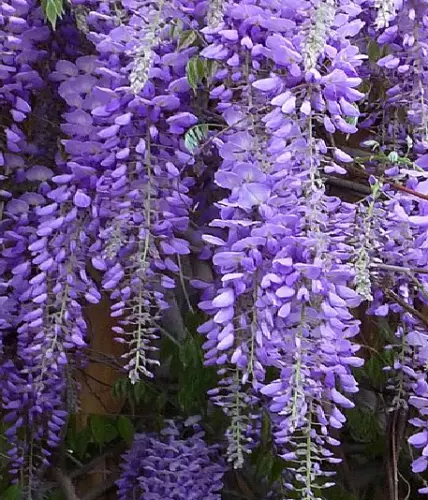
[303,0,336,72]
[374,0,397,30]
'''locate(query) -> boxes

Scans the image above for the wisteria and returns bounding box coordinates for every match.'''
[3,0,428,498]
[116,417,225,500]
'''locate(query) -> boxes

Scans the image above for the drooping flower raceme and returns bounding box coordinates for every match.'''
[1,0,197,488]
[192,0,369,494]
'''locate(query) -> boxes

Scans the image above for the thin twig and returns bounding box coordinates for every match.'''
[389,409,399,500]
[398,469,411,500]
[53,468,81,500]
[390,181,428,202]
[370,263,428,275]
[80,376,109,413]
[386,290,428,327]
[344,163,428,202]
[78,368,114,388]
[325,176,371,195]
[81,471,120,500]
[177,255,194,313]
[70,442,127,480]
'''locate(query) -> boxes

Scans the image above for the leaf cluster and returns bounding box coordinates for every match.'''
[40,0,65,29]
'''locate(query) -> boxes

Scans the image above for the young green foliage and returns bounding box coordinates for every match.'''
[40,0,65,28]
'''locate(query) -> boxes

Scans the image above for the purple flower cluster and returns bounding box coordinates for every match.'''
[56,0,199,381]
[191,0,368,492]
[182,0,428,495]
[0,0,203,488]
[4,0,428,496]
[362,2,428,489]
[0,0,66,483]
[116,418,225,500]
[0,0,50,353]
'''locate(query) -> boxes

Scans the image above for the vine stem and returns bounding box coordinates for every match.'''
[304,406,313,500]
[370,263,428,275]
[386,290,428,327]
[345,163,428,202]
[390,181,428,202]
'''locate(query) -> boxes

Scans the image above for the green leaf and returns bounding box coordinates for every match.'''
[132,381,155,405]
[46,488,64,500]
[344,105,359,128]
[156,392,167,413]
[75,426,91,459]
[179,335,200,368]
[260,410,271,448]
[177,30,198,51]
[169,19,184,39]
[90,415,106,445]
[254,451,274,480]
[65,414,77,451]
[346,407,380,443]
[204,60,218,82]
[117,416,135,445]
[367,40,381,63]
[176,333,217,415]
[104,422,119,443]
[186,56,205,93]
[112,377,131,399]
[184,310,205,333]
[270,457,286,483]
[3,485,21,500]
[186,60,198,93]
[42,0,64,29]
[184,124,209,153]
[195,58,206,79]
